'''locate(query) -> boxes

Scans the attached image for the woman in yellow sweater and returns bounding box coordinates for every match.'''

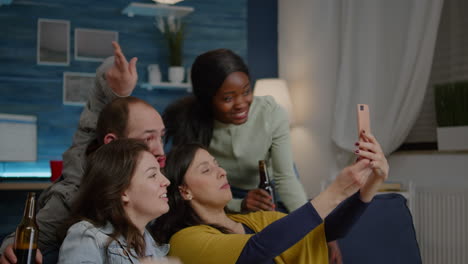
[152,131,389,264]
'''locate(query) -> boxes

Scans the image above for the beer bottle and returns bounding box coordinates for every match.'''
[258,160,276,206]
[14,192,39,264]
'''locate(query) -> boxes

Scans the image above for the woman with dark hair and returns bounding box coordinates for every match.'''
[152,131,389,264]
[0,42,169,264]
[164,49,306,213]
[58,139,180,264]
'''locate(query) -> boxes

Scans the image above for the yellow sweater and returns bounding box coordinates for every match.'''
[169,211,328,264]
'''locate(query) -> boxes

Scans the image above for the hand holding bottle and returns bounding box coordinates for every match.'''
[241,189,275,212]
[0,245,42,264]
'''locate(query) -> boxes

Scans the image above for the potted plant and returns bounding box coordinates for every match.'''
[434,81,468,150]
[156,16,185,83]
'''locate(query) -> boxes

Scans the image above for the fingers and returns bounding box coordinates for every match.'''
[356,148,387,178]
[2,244,17,264]
[242,189,275,212]
[355,148,378,161]
[361,131,377,144]
[255,189,272,199]
[355,132,385,164]
[356,141,377,154]
[348,159,373,186]
[36,249,43,264]
[352,158,371,171]
[112,41,129,72]
[327,241,343,264]
[112,41,122,68]
[129,57,138,76]
[355,133,389,186]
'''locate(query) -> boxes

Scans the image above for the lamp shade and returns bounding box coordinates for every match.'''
[254,78,294,125]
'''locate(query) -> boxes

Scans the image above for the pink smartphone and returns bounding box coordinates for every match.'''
[357,104,371,137]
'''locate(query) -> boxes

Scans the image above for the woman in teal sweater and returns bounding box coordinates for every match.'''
[164,49,306,213]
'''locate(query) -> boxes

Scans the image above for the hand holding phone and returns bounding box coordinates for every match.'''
[356,104,371,162]
[357,104,371,138]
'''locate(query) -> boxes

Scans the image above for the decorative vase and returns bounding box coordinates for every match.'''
[169,66,185,83]
[147,64,162,85]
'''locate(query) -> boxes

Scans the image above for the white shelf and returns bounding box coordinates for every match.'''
[140,82,191,92]
[122,2,194,18]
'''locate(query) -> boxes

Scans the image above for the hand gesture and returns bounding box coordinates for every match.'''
[241,189,275,212]
[355,131,389,202]
[105,41,138,96]
[0,244,42,264]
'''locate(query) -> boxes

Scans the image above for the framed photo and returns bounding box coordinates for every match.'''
[37,18,70,66]
[63,72,95,106]
[75,28,118,61]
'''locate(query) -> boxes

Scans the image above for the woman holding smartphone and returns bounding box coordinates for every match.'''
[152,131,389,264]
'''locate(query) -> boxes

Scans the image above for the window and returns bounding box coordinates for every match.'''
[400,0,468,151]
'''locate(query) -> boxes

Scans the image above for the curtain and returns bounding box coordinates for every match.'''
[279,0,443,190]
[331,0,443,158]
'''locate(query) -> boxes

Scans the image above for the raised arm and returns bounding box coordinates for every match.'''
[0,43,139,257]
[324,132,389,241]
[60,41,138,187]
[236,158,374,263]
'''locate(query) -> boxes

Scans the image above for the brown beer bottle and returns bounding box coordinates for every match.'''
[258,160,276,206]
[14,192,39,264]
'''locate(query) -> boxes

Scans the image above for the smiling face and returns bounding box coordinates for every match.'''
[122,151,170,224]
[181,148,232,208]
[212,71,253,125]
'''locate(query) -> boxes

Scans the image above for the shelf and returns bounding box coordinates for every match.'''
[0,0,13,6]
[140,82,191,92]
[122,2,194,18]
[0,182,52,190]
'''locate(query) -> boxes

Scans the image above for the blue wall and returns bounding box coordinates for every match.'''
[0,0,279,238]
[0,0,247,178]
[247,0,278,82]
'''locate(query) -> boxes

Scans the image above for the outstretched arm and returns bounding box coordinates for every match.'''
[324,132,389,241]
[237,158,374,263]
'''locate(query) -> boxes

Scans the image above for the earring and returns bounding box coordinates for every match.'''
[187,194,193,200]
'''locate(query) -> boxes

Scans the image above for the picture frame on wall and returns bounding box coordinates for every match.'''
[63,72,95,106]
[37,18,70,66]
[75,28,118,61]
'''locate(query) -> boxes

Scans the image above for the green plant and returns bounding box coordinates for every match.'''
[434,81,468,127]
[156,16,185,66]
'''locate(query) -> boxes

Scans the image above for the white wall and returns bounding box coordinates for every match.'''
[388,152,468,192]
[279,0,468,198]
